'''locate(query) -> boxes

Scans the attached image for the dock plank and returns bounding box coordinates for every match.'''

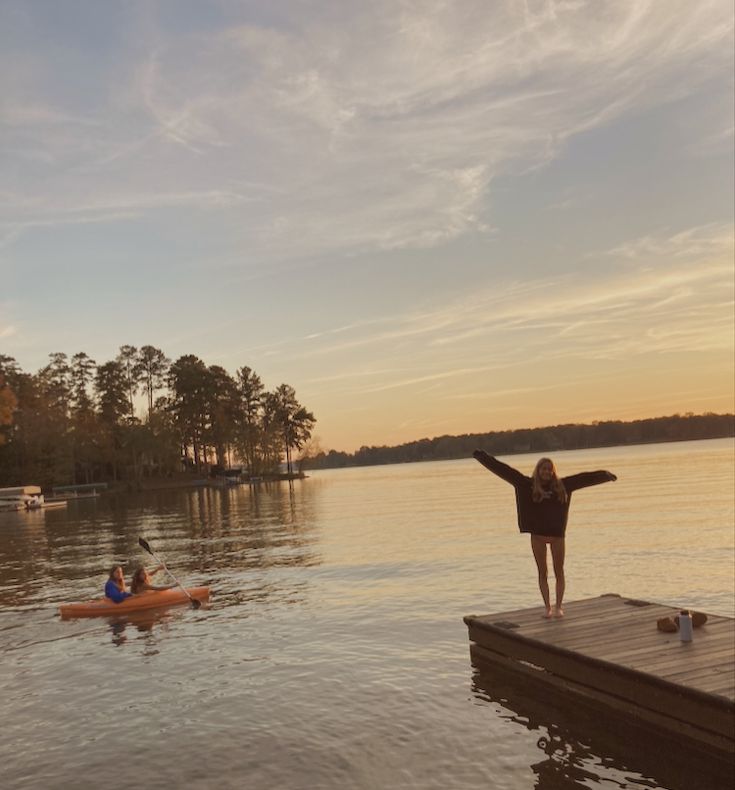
[581,637,735,664]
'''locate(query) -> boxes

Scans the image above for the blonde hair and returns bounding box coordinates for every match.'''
[532,457,567,504]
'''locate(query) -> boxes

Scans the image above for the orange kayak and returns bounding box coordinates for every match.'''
[59,586,210,618]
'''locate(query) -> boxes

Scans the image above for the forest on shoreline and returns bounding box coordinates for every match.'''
[0,348,315,488]
[303,413,734,469]
[1,349,732,486]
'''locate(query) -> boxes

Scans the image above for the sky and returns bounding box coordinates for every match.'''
[1,0,733,453]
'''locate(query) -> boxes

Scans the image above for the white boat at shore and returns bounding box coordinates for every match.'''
[0,485,41,510]
[26,495,67,510]
[0,486,67,511]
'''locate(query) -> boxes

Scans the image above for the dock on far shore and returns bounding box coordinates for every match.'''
[464,594,734,757]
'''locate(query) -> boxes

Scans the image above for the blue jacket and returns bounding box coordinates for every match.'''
[105,579,133,603]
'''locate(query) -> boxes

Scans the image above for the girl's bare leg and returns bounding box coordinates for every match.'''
[530,536,552,617]
[550,538,566,617]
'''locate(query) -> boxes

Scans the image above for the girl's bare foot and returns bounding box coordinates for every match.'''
[543,608,553,619]
[554,606,565,618]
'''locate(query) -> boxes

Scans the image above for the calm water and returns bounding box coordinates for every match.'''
[1,439,733,790]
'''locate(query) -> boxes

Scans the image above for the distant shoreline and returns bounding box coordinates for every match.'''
[42,434,733,493]
[304,413,734,470]
[2,413,731,494]
[310,435,735,472]
[102,471,307,495]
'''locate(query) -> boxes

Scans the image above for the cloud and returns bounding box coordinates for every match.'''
[602,222,735,262]
[290,222,734,397]
[441,382,568,401]
[0,188,252,248]
[1,1,731,259]
[2,103,104,129]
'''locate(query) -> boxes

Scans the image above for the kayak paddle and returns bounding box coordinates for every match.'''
[138,536,202,610]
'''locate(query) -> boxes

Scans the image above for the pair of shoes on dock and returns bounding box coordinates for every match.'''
[656,612,708,633]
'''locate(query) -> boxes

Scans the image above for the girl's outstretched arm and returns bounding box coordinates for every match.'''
[134,581,177,594]
[472,450,526,486]
[563,470,617,493]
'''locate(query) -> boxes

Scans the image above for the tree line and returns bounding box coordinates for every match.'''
[304,413,734,469]
[0,347,315,488]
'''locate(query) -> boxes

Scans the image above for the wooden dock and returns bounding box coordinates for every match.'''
[464,594,735,756]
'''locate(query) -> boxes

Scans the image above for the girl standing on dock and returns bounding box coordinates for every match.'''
[472,450,617,618]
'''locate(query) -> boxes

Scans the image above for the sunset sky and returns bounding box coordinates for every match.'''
[1,1,733,452]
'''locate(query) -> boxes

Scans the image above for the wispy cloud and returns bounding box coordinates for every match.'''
[0,189,251,247]
[603,222,734,262]
[441,382,568,402]
[291,222,734,397]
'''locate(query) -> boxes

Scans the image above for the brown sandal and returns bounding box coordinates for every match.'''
[692,611,708,628]
[674,612,708,629]
[657,616,678,633]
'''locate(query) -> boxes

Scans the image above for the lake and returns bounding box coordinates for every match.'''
[1,438,733,789]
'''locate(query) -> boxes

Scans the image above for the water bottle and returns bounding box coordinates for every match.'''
[679,610,693,643]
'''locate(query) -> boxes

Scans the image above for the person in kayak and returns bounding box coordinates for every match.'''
[130,564,177,594]
[105,565,133,603]
[473,450,617,619]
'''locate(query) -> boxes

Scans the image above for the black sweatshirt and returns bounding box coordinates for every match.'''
[473,450,615,538]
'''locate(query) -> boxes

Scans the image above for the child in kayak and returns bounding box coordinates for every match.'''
[131,564,177,594]
[105,565,133,603]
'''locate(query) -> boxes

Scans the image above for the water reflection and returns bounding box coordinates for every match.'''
[0,481,323,611]
[469,650,734,790]
[107,608,178,648]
